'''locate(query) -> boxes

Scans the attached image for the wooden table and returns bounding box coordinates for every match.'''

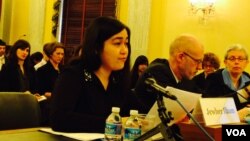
[0,128,80,141]
[178,122,222,141]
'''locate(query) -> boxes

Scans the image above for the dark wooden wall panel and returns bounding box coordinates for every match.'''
[61,0,116,63]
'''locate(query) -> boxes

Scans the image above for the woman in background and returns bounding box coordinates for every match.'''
[204,44,250,111]
[36,42,65,98]
[36,41,65,126]
[130,55,148,89]
[192,52,220,92]
[51,16,143,132]
[0,39,36,93]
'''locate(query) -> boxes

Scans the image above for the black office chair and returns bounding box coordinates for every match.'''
[0,92,41,130]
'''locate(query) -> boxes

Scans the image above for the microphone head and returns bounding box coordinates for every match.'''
[145,77,156,85]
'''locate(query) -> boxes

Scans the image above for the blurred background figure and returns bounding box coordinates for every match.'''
[36,42,65,98]
[34,43,50,71]
[0,39,36,93]
[30,51,43,68]
[130,55,149,89]
[35,41,65,126]
[192,52,220,92]
[0,39,8,71]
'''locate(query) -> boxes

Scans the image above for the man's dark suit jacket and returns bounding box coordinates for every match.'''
[134,58,201,114]
[134,58,201,141]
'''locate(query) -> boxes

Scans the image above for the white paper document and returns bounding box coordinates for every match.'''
[37,95,47,102]
[39,128,104,141]
[147,86,202,126]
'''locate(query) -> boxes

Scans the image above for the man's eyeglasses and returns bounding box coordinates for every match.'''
[226,57,247,62]
[183,52,203,64]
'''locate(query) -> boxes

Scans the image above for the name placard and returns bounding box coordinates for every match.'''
[199,98,240,126]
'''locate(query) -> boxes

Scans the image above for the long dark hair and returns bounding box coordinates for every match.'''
[130,55,148,88]
[8,39,31,69]
[80,16,131,88]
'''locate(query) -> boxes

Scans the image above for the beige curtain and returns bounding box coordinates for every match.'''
[127,0,151,66]
[28,0,45,53]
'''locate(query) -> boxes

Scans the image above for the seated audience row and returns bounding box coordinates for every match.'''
[0,16,249,141]
[0,39,65,126]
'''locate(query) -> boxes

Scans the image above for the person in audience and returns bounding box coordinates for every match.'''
[34,43,50,71]
[0,39,36,93]
[36,41,65,126]
[0,39,8,71]
[203,44,250,111]
[130,55,149,89]
[36,42,65,98]
[192,52,220,92]
[134,34,204,141]
[51,16,143,133]
[30,51,43,68]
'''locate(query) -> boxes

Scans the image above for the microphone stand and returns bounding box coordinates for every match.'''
[136,78,215,141]
[135,94,177,141]
[174,96,215,141]
[159,90,215,141]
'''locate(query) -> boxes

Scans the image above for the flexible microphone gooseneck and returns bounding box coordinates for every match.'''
[145,78,177,100]
[145,77,215,141]
[222,90,249,102]
[237,89,249,102]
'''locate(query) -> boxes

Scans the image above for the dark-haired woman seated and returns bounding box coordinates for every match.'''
[50,16,143,133]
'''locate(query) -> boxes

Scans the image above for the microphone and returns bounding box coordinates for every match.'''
[222,89,248,103]
[144,77,215,141]
[145,78,177,100]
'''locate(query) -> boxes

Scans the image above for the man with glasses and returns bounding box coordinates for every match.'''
[135,33,204,113]
[134,34,204,141]
[203,44,250,112]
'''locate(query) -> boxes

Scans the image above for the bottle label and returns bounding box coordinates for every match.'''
[105,122,122,135]
[124,127,141,140]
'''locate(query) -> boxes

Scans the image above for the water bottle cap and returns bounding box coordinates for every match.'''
[112,107,120,113]
[130,110,138,115]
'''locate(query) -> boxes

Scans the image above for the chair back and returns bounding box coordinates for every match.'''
[0,92,41,130]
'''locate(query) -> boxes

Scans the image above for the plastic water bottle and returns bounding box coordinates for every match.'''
[123,110,142,141]
[104,107,122,141]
